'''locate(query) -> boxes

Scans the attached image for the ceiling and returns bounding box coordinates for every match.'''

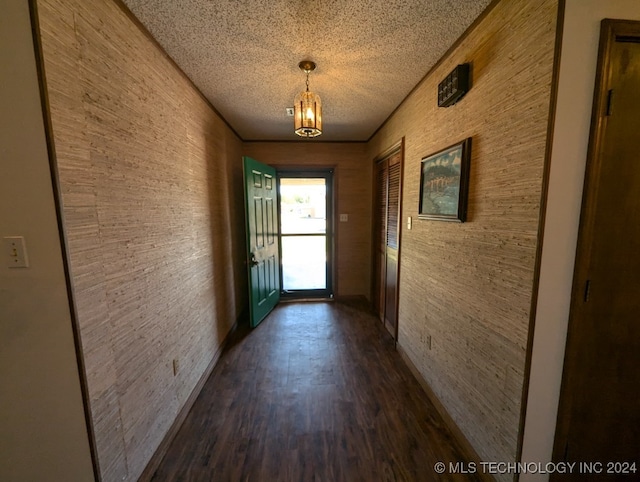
[121,0,493,142]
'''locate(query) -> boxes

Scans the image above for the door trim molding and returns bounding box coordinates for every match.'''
[516,0,566,470]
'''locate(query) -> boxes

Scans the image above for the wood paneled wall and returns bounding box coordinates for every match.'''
[243,142,371,298]
[36,0,246,480]
[368,0,558,474]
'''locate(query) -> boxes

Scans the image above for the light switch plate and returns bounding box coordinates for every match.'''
[4,236,29,268]
[407,216,412,230]
[340,214,348,222]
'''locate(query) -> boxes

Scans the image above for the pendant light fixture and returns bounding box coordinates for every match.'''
[294,60,322,138]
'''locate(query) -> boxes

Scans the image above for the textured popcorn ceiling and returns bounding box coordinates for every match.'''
[122,0,493,141]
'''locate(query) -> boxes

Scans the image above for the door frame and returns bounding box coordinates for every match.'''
[552,18,640,466]
[371,138,405,341]
[277,168,335,299]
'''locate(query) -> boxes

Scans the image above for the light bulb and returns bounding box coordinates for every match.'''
[306,107,315,121]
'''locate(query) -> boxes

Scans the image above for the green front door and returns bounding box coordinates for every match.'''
[243,157,280,327]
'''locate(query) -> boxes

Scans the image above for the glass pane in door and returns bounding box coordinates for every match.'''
[280,177,327,291]
[281,235,326,290]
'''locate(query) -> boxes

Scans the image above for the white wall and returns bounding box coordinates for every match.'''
[0,1,95,480]
[521,1,640,480]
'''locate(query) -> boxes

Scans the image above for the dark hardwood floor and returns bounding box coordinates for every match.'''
[151,299,481,481]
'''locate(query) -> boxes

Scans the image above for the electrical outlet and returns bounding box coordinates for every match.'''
[172,359,179,376]
[3,236,29,268]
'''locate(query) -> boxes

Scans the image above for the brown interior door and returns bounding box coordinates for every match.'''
[374,160,388,322]
[373,150,402,339]
[552,20,640,478]
[384,157,401,337]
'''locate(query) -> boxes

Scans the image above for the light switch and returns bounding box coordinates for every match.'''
[407,216,412,230]
[340,214,349,222]
[4,236,29,268]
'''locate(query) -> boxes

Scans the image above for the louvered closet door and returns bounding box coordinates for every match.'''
[374,160,388,322]
[384,155,401,338]
[373,151,402,339]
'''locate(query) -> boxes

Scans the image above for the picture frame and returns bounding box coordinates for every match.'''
[418,137,471,222]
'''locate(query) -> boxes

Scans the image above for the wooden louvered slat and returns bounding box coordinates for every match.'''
[373,149,402,336]
[376,160,388,249]
[386,160,400,249]
[374,158,389,321]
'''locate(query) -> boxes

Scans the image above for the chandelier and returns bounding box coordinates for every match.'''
[294,61,322,138]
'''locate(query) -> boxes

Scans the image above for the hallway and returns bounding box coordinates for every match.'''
[151,300,480,481]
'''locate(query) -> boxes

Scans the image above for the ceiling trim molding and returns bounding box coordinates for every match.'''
[367,0,503,143]
[111,0,500,144]
[373,138,404,164]
[111,0,243,142]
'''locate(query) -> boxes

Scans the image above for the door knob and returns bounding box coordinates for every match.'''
[250,253,259,267]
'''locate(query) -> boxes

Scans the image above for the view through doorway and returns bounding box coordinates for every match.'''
[278,171,333,298]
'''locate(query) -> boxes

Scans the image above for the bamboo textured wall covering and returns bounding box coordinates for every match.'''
[368,0,558,477]
[36,0,246,479]
[34,0,559,478]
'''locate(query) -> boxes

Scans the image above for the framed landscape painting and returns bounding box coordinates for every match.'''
[418,137,471,222]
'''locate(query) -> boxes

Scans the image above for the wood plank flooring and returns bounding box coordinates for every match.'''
[151,300,482,481]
